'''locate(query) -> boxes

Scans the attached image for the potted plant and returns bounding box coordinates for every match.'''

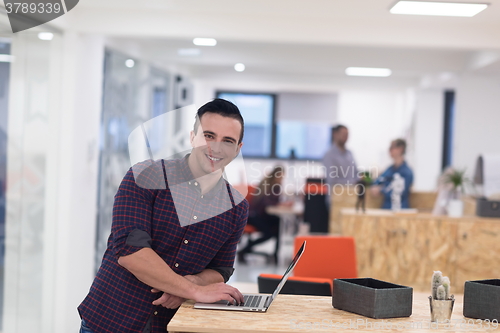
[444,169,467,217]
[429,271,454,322]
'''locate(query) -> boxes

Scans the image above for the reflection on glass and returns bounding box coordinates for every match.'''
[96,51,173,269]
[0,37,10,331]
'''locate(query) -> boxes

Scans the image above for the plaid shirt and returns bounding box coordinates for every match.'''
[78,156,248,332]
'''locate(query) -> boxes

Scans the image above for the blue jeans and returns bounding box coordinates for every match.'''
[80,320,93,333]
[80,318,152,333]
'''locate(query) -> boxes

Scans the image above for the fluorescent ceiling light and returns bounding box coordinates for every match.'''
[0,54,14,62]
[193,38,217,46]
[125,59,135,68]
[178,48,201,56]
[38,32,53,40]
[234,63,245,72]
[345,67,392,77]
[390,1,488,17]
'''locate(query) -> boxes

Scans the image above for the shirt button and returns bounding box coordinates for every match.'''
[188,181,191,185]
[193,215,197,220]
[154,311,158,315]
[184,239,189,244]
[175,263,179,267]
[194,182,198,186]
[201,195,204,198]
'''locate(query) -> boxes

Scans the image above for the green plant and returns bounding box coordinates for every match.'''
[431,271,451,300]
[361,171,372,185]
[444,169,467,191]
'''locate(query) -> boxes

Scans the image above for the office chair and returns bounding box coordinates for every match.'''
[258,235,357,295]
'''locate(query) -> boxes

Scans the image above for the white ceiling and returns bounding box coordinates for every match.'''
[59,0,500,82]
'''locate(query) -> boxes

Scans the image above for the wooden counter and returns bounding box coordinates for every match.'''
[341,208,500,293]
[329,190,440,234]
[168,293,497,333]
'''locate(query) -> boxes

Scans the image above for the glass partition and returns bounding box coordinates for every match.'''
[0,12,63,332]
[95,50,173,268]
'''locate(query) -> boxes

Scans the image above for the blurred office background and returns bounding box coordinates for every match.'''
[1,1,500,332]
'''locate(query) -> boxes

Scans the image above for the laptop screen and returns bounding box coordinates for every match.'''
[270,241,306,301]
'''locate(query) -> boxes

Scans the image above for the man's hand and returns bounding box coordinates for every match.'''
[153,281,243,307]
[151,289,185,309]
[192,282,244,305]
[151,275,200,309]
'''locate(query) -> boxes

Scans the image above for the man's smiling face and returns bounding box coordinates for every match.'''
[189,112,243,177]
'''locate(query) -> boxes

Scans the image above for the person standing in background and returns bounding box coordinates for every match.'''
[371,139,414,209]
[322,124,359,207]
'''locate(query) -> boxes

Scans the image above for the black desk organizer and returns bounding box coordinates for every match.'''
[333,278,413,319]
[464,279,500,321]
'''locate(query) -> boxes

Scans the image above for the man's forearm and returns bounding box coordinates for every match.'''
[118,248,199,300]
[190,269,225,286]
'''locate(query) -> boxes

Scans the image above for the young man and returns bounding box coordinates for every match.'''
[78,99,248,332]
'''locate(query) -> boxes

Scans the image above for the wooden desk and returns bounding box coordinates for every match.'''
[168,292,496,333]
[341,208,500,293]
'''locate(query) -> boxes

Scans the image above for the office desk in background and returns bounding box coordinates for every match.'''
[266,204,303,237]
[341,208,500,293]
[167,292,493,333]
[266,204,303,264]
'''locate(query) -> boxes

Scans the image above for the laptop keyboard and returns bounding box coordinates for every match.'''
[229,295,262,307]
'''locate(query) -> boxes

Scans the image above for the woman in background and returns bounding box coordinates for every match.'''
[371,139,414,210]
[238,166,287,264]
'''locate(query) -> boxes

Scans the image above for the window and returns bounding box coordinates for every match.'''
[217,91,334,160]
[442,90,455,170]
[276,121,331,159]
[217,92,275,158]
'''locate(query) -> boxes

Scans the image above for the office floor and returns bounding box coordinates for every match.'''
[228,239,294,293]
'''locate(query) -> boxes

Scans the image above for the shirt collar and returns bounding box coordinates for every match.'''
[179,154,227,200]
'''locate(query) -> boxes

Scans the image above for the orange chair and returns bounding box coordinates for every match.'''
[258,235,357,295]
[293,235,357,280]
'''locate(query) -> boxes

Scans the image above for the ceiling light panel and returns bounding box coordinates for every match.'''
[390,1,489,17]
[193,38,217,46]
[345,67,392,77]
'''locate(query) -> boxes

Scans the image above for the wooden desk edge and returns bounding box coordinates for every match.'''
[167,293,485,333]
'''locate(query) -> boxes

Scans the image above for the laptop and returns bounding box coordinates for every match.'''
[194,241,306,312]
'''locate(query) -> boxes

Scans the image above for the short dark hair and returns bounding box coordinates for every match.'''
[330,124,347,143]
[194,98,245,143]
[391,138,407,154]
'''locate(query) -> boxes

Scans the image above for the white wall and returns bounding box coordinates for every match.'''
[412,89,444,191]
[454,75,500,177]
[49,33,104,333]
[193,75,462,195]
[337,89,415,178]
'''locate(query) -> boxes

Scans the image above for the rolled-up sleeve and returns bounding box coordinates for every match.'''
[111,163,163,258]
[206,267,235,283]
